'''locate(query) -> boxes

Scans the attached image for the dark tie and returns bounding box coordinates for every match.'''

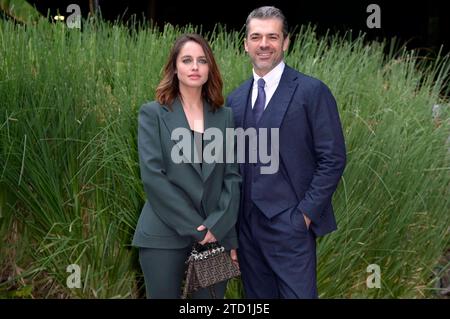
[253,78,266,123]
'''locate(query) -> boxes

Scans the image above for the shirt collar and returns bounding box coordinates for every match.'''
[252,61,285,88]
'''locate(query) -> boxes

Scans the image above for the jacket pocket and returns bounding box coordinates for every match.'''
[138,202,179,237]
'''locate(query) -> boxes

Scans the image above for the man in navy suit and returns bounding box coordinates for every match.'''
[226,6,347,298]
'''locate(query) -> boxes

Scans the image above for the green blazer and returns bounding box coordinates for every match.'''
[132,98,241,250]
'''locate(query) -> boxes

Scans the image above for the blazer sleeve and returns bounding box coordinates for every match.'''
[201,109,241,242]
[296,82,347,224]
[138,104,206,241]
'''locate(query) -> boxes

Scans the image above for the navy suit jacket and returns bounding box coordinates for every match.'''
[226,64,346,237]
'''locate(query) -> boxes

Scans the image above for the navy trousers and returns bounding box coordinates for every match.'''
[238,204,318,299]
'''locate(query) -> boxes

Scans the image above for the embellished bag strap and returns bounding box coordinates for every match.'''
[189,243,225,261]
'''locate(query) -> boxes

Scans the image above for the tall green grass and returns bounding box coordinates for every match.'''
[0,18,449,298]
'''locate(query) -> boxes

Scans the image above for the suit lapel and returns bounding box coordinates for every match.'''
[161,97,203,178]
[258,65,298,129]
[202,100,225,182]
[231,78,253,177]
[232,78,253,128]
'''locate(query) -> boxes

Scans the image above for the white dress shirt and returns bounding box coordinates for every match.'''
[251,61,285,110]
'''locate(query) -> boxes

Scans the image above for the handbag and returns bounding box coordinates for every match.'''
[182,242,240,299]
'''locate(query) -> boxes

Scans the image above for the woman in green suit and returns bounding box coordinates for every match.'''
[132,34,241,299]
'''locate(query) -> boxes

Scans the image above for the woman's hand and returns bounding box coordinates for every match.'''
[197,225,217,245]
[230,249,239,269]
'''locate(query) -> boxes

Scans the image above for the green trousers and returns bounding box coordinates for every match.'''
[139,247,228,299]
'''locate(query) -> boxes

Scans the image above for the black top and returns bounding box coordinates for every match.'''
[191,130,203,168]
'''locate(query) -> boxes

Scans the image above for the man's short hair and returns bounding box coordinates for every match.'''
[245,6,289,39]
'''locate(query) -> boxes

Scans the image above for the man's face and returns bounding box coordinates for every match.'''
[244,18,289,77]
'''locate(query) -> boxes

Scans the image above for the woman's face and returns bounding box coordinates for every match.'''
[176,41,209,90]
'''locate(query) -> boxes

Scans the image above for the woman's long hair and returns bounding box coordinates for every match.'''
[155,34,224,111]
